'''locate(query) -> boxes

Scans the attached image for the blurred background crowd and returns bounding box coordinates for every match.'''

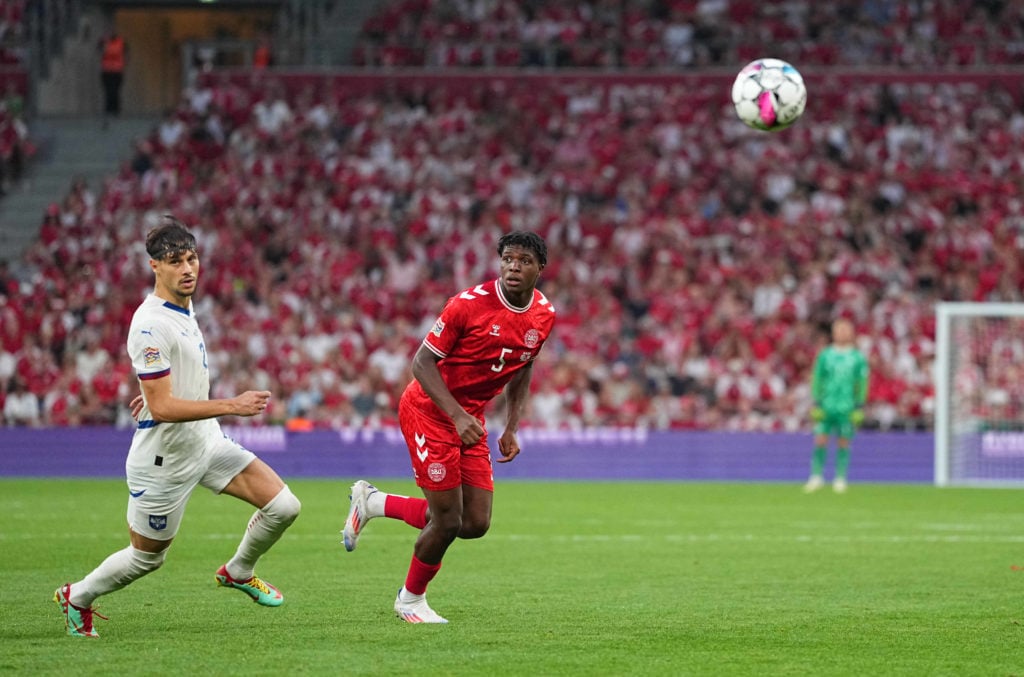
[354,0,1024,69]
[1,0,1023,432]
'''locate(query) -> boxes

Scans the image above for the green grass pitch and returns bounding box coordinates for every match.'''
[3,478,1023,676]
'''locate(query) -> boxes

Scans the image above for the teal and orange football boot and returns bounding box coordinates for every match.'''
[53,583,106,637]
[215,565,283,607]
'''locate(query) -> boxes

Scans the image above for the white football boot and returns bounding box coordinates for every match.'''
[342,480,378,552]
[802,475,824,493]
[394,588,448,624]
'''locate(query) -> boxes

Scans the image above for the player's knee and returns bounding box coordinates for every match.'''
[458,515,490,540]
[131,546,167,574]
[432,512,462,542]
[264,485,301,526]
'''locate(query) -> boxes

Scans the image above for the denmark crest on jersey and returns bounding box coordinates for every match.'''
[143,346,161,367]
[524,329,540,348]
[431,318,445,337]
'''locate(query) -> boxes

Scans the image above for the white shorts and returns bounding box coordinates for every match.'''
[126,435,256,540]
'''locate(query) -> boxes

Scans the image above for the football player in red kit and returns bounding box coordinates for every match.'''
[342,230,555,623]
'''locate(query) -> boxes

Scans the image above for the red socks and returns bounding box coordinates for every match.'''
[385,496,437,595]
[385,494,428,529]
[404,555,441,595]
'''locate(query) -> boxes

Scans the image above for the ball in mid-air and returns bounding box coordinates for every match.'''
[731,58,807,132]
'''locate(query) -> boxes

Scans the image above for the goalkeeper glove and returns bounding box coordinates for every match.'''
[850,408,864,426]
[810,406,825,422]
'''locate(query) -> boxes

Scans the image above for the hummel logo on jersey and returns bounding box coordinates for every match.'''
[489,324,501,336]
[415,432,428,462]
[459,284,490,300]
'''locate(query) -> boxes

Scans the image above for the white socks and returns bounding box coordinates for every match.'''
[70,546,166,608]
[366,489,387,518]
[68,485,300,607]
[225,485,301,581]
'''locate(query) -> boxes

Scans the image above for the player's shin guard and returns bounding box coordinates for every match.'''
[225,485,300,581]
[385,494,429,529]
[70,546,167,608]
[404,555,442,595]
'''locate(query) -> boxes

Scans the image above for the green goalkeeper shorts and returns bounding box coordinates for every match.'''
[814,410,857,439]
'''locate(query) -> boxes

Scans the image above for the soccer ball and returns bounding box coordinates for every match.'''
[731,58,807,132]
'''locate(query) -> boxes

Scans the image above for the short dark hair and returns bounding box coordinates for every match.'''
[146,215,197,261]
[497,230,547,267]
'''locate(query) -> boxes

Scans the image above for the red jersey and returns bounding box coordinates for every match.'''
[404,279,556,419]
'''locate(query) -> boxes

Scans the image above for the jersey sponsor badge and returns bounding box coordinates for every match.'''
[524,329,540,348]
[431,318,445,338]
[143,346,162,367]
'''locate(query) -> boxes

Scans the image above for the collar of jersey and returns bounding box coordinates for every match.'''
[495,278,532,313]
[162,300,191,316]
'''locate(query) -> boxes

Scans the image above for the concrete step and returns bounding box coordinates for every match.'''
[0,114,158,260]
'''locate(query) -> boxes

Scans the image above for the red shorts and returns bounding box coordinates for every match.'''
[398,393,493,492]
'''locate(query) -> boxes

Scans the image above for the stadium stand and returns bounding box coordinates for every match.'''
[0,0,35,197]
[2,2,1023,433]
[352,0,1024,69]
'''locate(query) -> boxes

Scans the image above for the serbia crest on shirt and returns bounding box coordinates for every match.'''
[419,279,556,416]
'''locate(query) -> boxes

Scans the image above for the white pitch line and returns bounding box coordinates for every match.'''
[5,531,1024,544]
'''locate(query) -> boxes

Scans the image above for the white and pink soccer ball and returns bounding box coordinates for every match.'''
[731,58,807,132]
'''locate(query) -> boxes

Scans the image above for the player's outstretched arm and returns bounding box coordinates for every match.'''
[141,375,270,423]
[410,344,483,445]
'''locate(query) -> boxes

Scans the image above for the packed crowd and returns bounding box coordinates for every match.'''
[2,67,1023,431]
[354,0,1024,69]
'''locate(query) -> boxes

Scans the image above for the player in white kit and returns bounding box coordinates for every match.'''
[54,216,301,637]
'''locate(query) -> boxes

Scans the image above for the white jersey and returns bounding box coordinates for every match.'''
[126,293,221,481]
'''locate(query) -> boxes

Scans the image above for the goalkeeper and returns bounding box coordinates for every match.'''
[804,318,869,493]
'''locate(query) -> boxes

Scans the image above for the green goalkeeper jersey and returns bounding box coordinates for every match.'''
[812,345,869,413]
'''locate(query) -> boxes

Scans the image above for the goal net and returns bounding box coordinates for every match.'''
[934,303,1024,487]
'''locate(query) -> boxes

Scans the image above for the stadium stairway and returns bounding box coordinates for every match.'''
[307,0,380,66]
[0,115,157,262]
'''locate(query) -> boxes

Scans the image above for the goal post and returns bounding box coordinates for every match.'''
[934,302,1024,487]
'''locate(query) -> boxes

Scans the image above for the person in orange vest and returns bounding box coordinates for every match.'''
[252,37,272,70]
[98,32,127,125]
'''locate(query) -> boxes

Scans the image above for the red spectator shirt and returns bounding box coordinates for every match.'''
[404,279,556,420]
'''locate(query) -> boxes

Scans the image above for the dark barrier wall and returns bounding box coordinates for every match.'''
[0,428,933,483]
[227,68,1024,98]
